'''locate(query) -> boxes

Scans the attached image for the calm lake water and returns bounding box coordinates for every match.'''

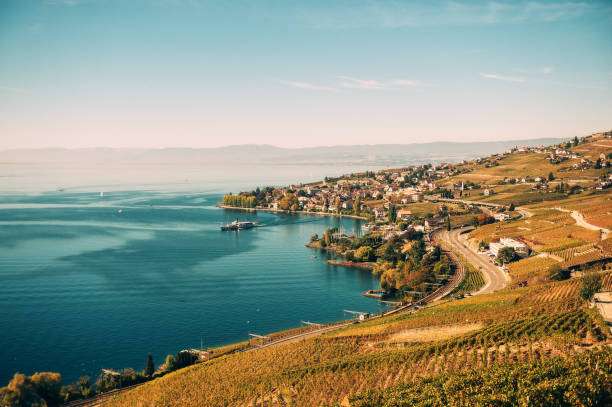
[0,163,390,384]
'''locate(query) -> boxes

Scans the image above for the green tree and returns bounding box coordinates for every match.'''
[145,354,155,377]
[573,136,579,146]
[579,272,601,302]
[595,158,602,169]
[409,238,426,261]
[445,216,451,231]
[548,264,570,281]
[547,171,555,181]
[388,205,397,223]
[164,351,197,373]
[496,246,518,264]
[354,196,361,216]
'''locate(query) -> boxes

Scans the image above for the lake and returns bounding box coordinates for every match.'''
[0,163,390,384]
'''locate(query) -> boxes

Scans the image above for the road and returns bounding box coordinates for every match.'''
[435,227,509,295]
[594,292,612,334]
[570,211,609,239]
[553,207,609,238]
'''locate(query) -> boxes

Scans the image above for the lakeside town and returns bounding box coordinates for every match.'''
[222,131,612,304]
[223,132,611,227]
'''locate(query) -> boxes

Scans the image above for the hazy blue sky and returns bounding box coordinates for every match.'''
[1,0,611,149]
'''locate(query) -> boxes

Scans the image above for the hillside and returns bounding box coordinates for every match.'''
[97,133,612,406]
[0,138,563,166]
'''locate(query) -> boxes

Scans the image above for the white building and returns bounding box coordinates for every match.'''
[490,238,529,258]
[493,213,510,222]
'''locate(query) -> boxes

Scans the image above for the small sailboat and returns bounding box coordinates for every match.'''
[100,192,104,197]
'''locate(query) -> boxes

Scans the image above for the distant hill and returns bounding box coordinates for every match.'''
[0,138,565,167]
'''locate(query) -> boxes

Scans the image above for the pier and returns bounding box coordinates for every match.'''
[363,289,387,298]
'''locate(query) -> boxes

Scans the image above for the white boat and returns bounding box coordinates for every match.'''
[221,218,257,231]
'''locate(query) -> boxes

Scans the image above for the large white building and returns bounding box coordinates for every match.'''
[490,238,529,258]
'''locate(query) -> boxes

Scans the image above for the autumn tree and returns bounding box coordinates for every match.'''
[279,193,299,211]
[355,246,373,262]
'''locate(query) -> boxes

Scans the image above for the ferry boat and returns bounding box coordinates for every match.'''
[221,218,257,231]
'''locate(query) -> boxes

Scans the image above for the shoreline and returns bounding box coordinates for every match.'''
[217,204,369,221]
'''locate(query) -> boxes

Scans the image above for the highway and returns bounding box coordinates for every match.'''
[435,227,509,295]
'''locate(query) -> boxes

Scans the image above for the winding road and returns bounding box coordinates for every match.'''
[433,227,509,295]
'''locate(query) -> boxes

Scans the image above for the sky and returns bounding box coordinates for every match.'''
[0,0,611,149]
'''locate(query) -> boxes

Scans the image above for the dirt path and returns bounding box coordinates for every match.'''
[571,211,609,238]
[554,207,609,238]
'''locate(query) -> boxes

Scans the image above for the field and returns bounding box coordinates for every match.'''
[349,347,612,407]
[397,202,439,216]
[449,263,485,295]
[507,255,560,283]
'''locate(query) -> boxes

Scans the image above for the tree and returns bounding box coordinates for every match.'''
[309,234,319,243]
[409,238,426,261]
[548,264,570,281]
[354,196,361,216]
[440,189,453,199]
[595,158,602,169]
[565,141,571,149]
[579,272,601,302]
[388,205,397,223]
[355,246,373,262]
[1,372,63,407]
[279,193,299,211]
[547,172,555,181]
[508,203,515,211]
[445,216,451,231]
[145,354,155,377]
[573,136,579,146]
[324,227,338,247]
[477,213,494,225]
[165,351,197,373]
[496,247,518,264]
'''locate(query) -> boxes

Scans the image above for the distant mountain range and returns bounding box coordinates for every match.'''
[0,138,565,167]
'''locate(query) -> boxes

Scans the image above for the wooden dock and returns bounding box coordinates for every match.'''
[363,289,386,298]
